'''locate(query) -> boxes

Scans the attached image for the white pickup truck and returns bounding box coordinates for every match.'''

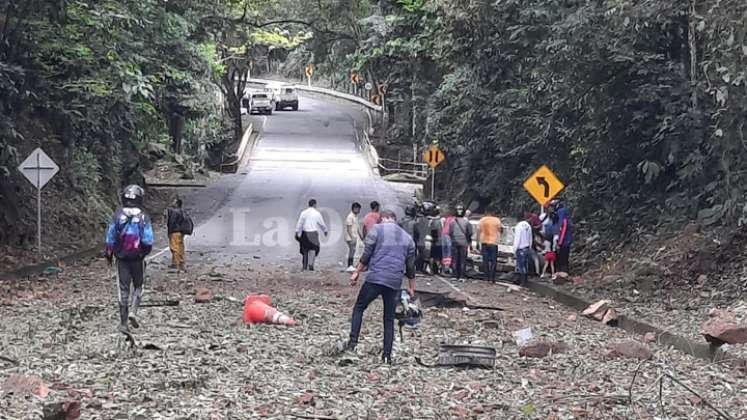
[242,92,273,115]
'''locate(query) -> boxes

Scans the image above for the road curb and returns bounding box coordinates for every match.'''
[0,247,100,282]
[523,279,744,366]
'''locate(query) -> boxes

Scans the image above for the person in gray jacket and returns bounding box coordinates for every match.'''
[345,209,416,364]
[448,204,473,281]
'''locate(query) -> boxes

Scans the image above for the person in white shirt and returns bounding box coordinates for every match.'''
[344,202,362,272]
[295,199,328,271]
[513,213,533,286]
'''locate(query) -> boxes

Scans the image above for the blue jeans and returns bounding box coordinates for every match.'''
[349,282,399,358]
[481,244,498,281]
[516,247,530,274]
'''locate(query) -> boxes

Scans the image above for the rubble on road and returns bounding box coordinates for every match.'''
[604,341,654,360]
[518,340,568,358]
[0,259,745,419]
[194,287,214,303]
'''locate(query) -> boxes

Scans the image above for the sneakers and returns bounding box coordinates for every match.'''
[382,355,392,365]
[119,323,130,335]
[345,265,356,273]
[129,315,140,329]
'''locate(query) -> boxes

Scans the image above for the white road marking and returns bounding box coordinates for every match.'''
[147,246,171,262]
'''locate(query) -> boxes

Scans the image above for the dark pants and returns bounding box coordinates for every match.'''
[453,245,468,279]
[349,282,398,358]
[116,259,144,327]
[557,245,571,273]
[481,244,498,281]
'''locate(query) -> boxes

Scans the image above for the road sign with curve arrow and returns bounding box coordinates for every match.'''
[523,165,564,206]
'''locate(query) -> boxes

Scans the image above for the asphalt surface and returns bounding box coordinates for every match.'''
[185,94,415,268]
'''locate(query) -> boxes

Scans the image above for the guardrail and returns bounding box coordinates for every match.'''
[220,122,254,173]
[246,78,425,182]
[378,158,429,180]
[247,78,383,113]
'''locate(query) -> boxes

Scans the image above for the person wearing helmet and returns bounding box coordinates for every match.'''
[105,184,154,334]
[448,204,473,281]
[398,205,418,240]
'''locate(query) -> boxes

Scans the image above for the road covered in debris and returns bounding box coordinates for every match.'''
[1,254,745,420]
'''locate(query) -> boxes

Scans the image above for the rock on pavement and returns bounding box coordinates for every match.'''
[519,341,568,358]
[194,287,214,303]
[701,312,747,345]
[582,300,611,321]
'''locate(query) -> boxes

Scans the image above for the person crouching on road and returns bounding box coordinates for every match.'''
[105,185,154,334]
[164,198,187,272]
[345,202,362,272]
[513,212,533,287]
[346,209,416,365]
[295,198,328,271]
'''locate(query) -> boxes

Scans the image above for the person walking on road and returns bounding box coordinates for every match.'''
[478,209,502,282]
[164,198,187,272]
[346,209,417,365]
[448,204,473,281]
[295,199,328,271]
[361,201,381,238]
[345,202,362,272]
[513,212,533,287]
[105,184,154,334]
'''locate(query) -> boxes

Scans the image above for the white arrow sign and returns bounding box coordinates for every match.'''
[18,148,59,255]
[364,82,373,91]
[18,148,59,189]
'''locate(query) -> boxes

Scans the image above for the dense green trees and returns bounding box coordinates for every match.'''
[0,0,286,247]
[285,0,747,232]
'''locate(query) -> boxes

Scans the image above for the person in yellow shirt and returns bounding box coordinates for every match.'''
[478,209,502,282]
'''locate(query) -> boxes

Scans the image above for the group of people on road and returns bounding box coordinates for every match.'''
[513,199,573,286]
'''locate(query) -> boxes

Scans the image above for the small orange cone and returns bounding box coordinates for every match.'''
[243,299,297,326]
[244,294,271,306]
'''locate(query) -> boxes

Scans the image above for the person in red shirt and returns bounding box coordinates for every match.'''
[361,201,381,238]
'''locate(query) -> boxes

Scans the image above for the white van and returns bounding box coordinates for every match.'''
[275,85,299,111]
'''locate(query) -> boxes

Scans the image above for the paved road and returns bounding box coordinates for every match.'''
[185,95,415,269]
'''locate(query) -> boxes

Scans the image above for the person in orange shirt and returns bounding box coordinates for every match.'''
[478,209,502,282]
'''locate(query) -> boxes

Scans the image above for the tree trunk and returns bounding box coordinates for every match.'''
[169,114,184,154]
[688,0,698,110]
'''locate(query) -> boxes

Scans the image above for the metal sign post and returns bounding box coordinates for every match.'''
[18,148,60,255]
[423,144,445,200]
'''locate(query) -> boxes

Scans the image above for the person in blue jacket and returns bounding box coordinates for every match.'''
[105,185,154,334]
[553,200,573,277]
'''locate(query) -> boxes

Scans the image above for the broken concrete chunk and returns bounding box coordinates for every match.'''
[2,374,49,398]
[43,400,81,420]
[602,308,618,325]
[582,300,610,321]
[194,287,214,303]
[605,341,653,360]
[701,312,747,345]
[519,341,568,358]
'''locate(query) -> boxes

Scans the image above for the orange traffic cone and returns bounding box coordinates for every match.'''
[243,299,297,326]
[244,294,271,306]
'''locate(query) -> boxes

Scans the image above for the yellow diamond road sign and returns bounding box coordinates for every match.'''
[523,165,565,206]
[423,145,445,168]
